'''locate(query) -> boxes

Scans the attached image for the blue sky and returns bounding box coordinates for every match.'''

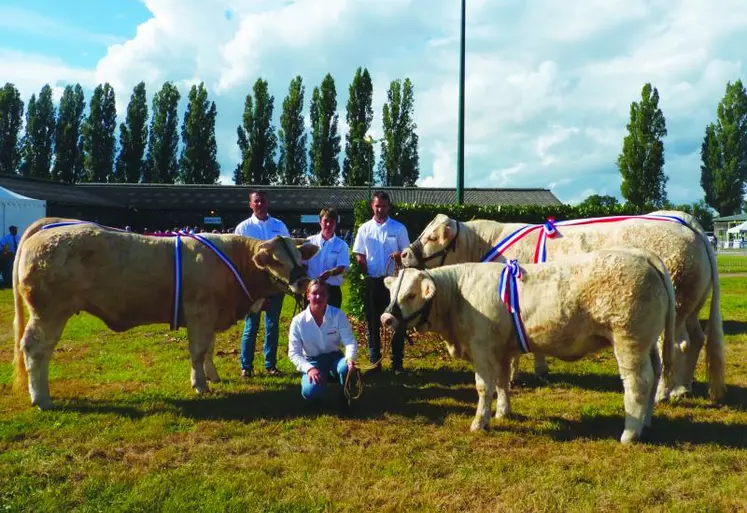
[1,0,746,207]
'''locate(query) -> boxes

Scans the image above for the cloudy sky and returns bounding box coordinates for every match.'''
[1,0,745,204]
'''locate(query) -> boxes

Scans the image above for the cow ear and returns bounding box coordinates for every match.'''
[383,276,395,290]
[441,223,452,242]
[253,248,273,268]
[421,275,436,300]
[298,243,319,260]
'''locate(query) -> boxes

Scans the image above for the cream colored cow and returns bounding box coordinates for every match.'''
[382,249,676,443]
[400,212,724,402]
[12,217,318,409]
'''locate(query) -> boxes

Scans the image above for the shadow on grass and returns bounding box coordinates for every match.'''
[168,368,477,425]
[700,319,747,336]
[531,412,747,448]
[512,371,623,394]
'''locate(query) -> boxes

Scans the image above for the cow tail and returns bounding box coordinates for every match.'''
[12,240,27,392]
[703,233,726,401]
[673,213,726,402]
[646,252,676,399]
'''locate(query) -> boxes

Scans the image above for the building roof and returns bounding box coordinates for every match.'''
[0,175,564,210]
[713,213,747,222]
[74,183,563,210]
[0,174,121,207]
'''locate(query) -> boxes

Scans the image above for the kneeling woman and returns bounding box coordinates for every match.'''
[288,279,358,410]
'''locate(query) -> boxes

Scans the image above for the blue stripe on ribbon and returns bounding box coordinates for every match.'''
[498,260,530,354]
[172,234,183,330]
[190,233,253,300]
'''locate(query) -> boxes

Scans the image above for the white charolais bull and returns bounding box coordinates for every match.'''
[12,217,318,410]
[382,249,677,443]
[400,212,724,401]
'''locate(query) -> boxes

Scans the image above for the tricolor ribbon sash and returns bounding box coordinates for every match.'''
[481,213,687,264]
[498,259,530,353]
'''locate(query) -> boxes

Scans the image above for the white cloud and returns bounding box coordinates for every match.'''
[2,0,746,204]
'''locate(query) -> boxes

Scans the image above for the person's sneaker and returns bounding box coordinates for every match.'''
[240,369,253,379]
[265,366,284,377]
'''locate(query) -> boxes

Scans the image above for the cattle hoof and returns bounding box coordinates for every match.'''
[33,399,53,411]
[669,386,691,400]
[207,376,222,384]
[470,419,489,432]
[193,385,211,395]
[620,430,639,444]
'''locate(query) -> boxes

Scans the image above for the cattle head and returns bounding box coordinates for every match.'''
[380,268,436,334]
[254,236,319,294]
[400,214,460,269]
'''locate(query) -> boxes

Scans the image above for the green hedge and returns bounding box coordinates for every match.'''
[345,201,642,320]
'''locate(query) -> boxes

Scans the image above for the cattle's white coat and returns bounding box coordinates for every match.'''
[400,212,724,401]
[383,249,676,443]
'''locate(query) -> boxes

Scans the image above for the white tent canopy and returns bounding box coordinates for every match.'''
[0,186,47,236]
[727,220,747,234]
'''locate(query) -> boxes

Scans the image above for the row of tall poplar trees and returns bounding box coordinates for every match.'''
[0,81,219,184]
[234,68,419,186]
[589,79,747,217]
[0,67,420,187]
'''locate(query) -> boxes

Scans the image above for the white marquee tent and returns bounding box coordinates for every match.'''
[727,220,747,234]
[0,186,47,236]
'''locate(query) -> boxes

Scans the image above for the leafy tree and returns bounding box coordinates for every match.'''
[144,82,181,183]
[236,78,277,185]
[19,85,55,179]
[277,76,307,185]
[577,194,620,210]
[53,84,86,183]
[114,82,148,183]
[617,83,668,210]
[700,80,747,216]
[308,73,341,185]
[82,83,117,182]
[0,83,24,174]
[343,67,375,186]
[378,78,419,186]
[179,82,220,184]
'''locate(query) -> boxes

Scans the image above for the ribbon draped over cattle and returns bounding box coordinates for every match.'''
[480,213,688,264]
[498,259,530,354]
[40,221,253,331]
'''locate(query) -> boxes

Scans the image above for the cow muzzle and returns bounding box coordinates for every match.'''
[381,312,399,331]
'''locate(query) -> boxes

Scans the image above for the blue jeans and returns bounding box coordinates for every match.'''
[301,351,348,400]
[240,293,284,371]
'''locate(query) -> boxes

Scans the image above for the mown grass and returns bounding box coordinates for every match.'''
[2,277,747,512]
[717,252,747,274]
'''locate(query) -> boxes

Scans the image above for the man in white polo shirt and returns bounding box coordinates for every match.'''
[304,207,350,309]
[288,279,358,412]
[234,190,290,378]
[352,191,410,374]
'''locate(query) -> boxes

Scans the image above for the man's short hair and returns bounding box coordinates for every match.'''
[319,207,339,221]
[371,191,391,204]
[249,190,268,200]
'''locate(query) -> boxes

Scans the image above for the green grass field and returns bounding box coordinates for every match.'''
[2,274,747,512]
[717,252,747,274]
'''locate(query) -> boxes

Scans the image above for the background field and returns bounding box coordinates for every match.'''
[1,255,747,511]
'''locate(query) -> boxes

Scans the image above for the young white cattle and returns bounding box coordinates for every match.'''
[382,248,676,444]
[400,211,723,402]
